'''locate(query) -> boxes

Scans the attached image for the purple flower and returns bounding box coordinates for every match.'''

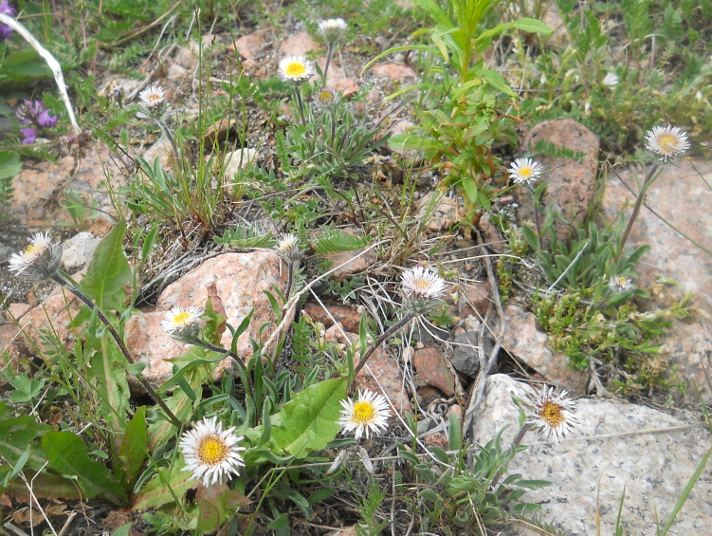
[38,110,57,127]
[21,128,36,144]
[16,100,44,125]
[0,1,15,42]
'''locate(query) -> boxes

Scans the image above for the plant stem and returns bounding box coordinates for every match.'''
[51,273,182,429]
[489,422,531,491]
[616,163,659,263]
[323,43,334,80]
[352,311,416,378]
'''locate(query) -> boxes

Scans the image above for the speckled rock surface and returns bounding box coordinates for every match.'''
[10,143,124,226]
[126,250,292,386]
[412,346,464,398]
[60,231,101,274]
[472,374,712,536]
[601,159,712,395]
[514,119,600,240]
[499,304,589,396]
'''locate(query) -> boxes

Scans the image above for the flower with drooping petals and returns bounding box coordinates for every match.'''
[401,266,447,303]
[602,72,619,87]
[317,18,348,44]
[179,416,245,486]
[645,125,690,162]
[276,234,302,262]
[608,274,634,293]
[161,306,204,339]
[9,232,62,279]
[351,101,368,122]
[338,389,391,440]
[138,85,167,111]
[278,56,314,83]
[525,385,580,444]
[508,157,544,184]
[313,86,338,109]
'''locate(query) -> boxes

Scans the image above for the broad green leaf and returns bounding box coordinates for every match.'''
[269,377,347,458]
[88,338,131,444]
[117,406,148,487]
[476,69,516,97]
[1,468,83,501]
[130,464,194,511]
[148,346,210,451]
[41,432,127,504]
[0,151,22,180]
[0,405,52,471]
[81,219,132,312]
[112,523,134,536]
[1,48,52,82]
[477,18,552,42]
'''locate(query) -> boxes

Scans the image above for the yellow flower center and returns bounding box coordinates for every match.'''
[618,276,628,285]
[540,401,565,428]
[174,311,191,325]
[198,436,228,465]
[353,401,376,424]
[519,167,533,177]
[24,244,38,257]
[285,62,307,78]
[659,134,676,150]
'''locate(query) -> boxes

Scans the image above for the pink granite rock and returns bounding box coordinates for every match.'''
[499,303,589,396]
[278,32,319,57]
[354,347,412,415]
[416,191,459,231]
[372,63,416,81]
[313,57,359,98]
[601,159,712,395]
[514,119,600,240]
[11,143,125,226]
[125,250,293,387]
[232,30,266,61]
[412,346,464,398]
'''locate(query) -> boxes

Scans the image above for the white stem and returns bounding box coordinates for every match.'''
[0,13,80,134]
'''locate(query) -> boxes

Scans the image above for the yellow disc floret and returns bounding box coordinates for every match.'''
[198,436,229,465]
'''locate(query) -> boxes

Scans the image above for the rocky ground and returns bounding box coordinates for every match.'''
[1,3,711,535]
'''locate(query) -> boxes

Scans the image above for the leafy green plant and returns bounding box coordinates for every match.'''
[0,150,21,217]
[363,0,551,212]
[401,413,549,530]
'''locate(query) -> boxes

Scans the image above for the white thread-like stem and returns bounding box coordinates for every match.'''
[0,13,80,134]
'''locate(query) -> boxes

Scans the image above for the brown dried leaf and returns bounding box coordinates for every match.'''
[207,282,227,337]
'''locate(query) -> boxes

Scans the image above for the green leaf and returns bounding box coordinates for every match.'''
[112,523,134,536]
[0,48,52,82]
[117,406,148,487]
[88,338,131,441]
[41,432,127,504]
[514,479,552,489]
[313,230,372,255]
[477,18,552,42]
[269,377,347,458]
[412,0,452,28]
[130,464,195,511]
[0,405,52,471]
[0,151,22,180]
[476,69,516,97]
[81,219,132,312]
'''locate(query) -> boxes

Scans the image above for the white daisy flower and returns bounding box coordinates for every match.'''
[276,234,302,262]
[508,157,544,184]
[179,416,245,486]
[317,18,348,44]
[645,125,690,162]
[401,266,447,302]
[525,385,580,444]
[160,306,204,338]
[338,389,391,439]
[8,232,61,279]
[278,56,314,83]
[602,72,619,87]
[138,85,167,110]
[609,274,634,293]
